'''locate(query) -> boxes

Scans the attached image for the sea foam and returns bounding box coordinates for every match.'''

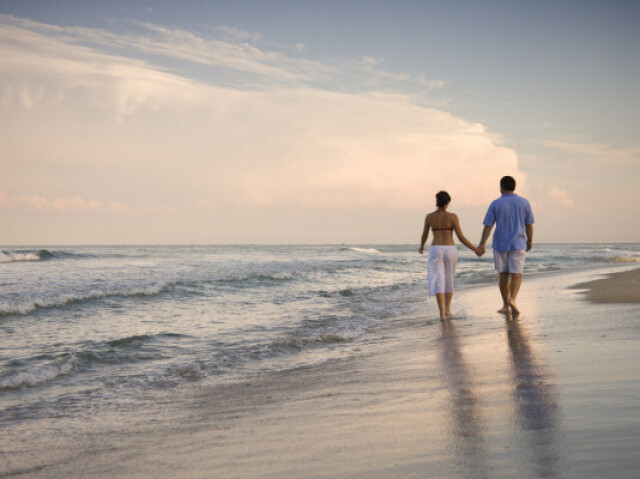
[0,355,77,390]
[0,251,42,262]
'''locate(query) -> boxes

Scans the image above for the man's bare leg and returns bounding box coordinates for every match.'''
[498,272,511,314]
[445,293,453,316]
[436,293,447,321]
[508,273,522,315]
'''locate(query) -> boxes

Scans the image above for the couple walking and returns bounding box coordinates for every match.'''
[419,176,534,320]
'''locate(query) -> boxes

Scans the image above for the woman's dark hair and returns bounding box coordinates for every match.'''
[500,175,516,191]
[435,191,451,208]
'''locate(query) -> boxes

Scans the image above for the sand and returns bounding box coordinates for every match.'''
[572,267,640,303]
[3,266,640,478]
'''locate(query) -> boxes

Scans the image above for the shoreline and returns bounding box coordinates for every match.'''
[571,266,640,303]
[3,265,640,478]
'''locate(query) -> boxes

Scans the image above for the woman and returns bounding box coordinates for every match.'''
[419,191,478,320]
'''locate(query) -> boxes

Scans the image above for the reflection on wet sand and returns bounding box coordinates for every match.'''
[439,321,488,477]
[506,319,562,477]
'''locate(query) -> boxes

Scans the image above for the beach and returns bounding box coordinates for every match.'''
[572,267,640,303]
[3,259,639,478]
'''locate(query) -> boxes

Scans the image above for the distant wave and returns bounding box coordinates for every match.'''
[613,256,638,263]
[0,270,303,317]
[215,272,296,285]
[343,247,381,254]
[0,283,169,317]
[1,250,43,262]
[0,249,85,263]
[578,254,639,264]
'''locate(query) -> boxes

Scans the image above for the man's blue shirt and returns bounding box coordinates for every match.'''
[483,194,534,252]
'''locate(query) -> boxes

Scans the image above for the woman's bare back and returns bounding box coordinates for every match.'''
[426,210,456,246]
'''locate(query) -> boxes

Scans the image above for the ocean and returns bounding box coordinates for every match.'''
[1,243,639,430]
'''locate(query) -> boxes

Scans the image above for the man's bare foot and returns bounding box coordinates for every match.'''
[498,305,510,314]
[508,299,520,315]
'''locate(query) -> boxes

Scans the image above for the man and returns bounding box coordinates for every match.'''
[477,176,534,316]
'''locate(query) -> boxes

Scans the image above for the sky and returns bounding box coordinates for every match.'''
[1,0,639,244]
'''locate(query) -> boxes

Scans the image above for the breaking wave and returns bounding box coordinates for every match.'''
[613,256,638,263]
[0,355,77,390]
[0,283,169,316]
[0,333,188,391]
[343,247,382,254]
[0,249,85,263]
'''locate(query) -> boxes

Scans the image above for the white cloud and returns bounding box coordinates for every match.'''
[0,193,175,214]
[419,75,446,90]
[0,15,526,242]
[0,14,330,86]
[358,56,411,82]
[548,186,575,207]
[214,25,264,43]
[537,136,640,166]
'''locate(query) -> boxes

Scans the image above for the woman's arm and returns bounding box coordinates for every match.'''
[453,215,478,253]
[419,215,430,254]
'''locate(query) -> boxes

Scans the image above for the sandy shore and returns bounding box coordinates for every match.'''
[572,266,640,303]
[3,267,640,478]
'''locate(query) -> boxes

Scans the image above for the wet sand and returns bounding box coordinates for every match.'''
[3,267,640,478]
[572,267,640,303]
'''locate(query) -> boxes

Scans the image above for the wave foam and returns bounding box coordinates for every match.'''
[0,251,41,262]
[0,249,82,263]
[346,247,381,254]
[0,283,168,316]
[0,355,76,389]
[614,256,638,263]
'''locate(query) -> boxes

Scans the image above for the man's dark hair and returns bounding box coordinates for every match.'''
[435,190,451,208]
[500,176,516,191]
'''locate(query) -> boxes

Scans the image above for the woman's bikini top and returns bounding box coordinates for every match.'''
[432,226,454,231]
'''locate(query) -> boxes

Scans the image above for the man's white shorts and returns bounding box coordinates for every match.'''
[494,249,525,274]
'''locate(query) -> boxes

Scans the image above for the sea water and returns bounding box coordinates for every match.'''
[1,244,638,427]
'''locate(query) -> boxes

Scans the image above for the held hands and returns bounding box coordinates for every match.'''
[421,244,485,256]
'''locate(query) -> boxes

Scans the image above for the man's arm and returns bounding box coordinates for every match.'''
[477,225,492,256]
[525,223,533,251]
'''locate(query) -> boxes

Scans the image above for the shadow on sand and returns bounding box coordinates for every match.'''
[438,319,562,477]
[506,319,562,477]
[439,321,489,477]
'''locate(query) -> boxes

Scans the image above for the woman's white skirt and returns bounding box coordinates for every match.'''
[427,245,458,297]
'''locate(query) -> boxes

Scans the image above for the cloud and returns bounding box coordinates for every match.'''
[358,56,411,82]
[419,75,446,90]
[537,135,640,166]
[0,192,175,214]
[0,15,525,242]
[0,14,330,86]
[548,186,575,207]
[214,25,264,43]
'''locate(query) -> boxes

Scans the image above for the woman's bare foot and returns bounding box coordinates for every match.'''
[508,299,520,315]
[445,310,453,317]
[498,305,510,314]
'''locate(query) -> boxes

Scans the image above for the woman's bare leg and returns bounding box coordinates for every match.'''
[436,293,447,320]
[445,293,453,316]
